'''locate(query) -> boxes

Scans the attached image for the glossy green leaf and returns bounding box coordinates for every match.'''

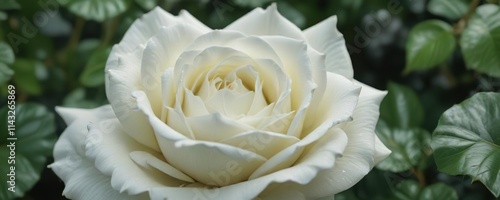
[57,0,132,22]
[394,180,458,200]
[79,47,111,87]
[427,0,470,21]
[0,63,14,84]
[12,59,42,95]
[135,0,157,10]
[432,92,500,197]
[460,4,500,78]
[0,42,15,64]
[0,104,56,199]
[405,20,456,72]
[380,82,424,129]
[376,120,432,172]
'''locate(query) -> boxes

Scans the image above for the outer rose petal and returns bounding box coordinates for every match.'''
[304,16,354,79]
[279,81,391,198]
[148,128,348,200]
[49,106,147,200]
[225,3,305,41]
[85,118,187,195]
[105,8,208,152]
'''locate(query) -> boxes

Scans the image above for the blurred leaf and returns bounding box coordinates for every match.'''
[79,47,111,87]
[394,180,420,200]
[63,88,101,108]
[0,63,14,84]
[57,0,132,22]
[405,20,456,72]
[232,0,272,7]
[277,2,306,28]
[427,0,470,21]
[394,180,458,200]
[0,103,56,199]
[0,12,6,20]
[0,42,15,64]
[0,0,20,10]
[460,4,500,78]
[420,183,458,200]
[135,0,157,10]
[376,120,431,172]
[431,92,500,197]
[380,82,424,129]
[12,59,43,95]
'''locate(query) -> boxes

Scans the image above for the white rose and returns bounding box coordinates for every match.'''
[50,4,391,200]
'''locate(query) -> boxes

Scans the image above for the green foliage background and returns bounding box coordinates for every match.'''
[0,0,499,199]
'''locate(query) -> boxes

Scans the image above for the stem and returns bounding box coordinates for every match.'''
[100,16,121,47]
[67,17,85,55]
[453,0,480,35]
[441,64,457,88]
[60,17,85,66]
[411,167,426,188]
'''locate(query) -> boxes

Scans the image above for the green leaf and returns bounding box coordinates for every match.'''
[394,180,458,200]
[427,0,470,21]
[420,183,459,200]
[79,47,111,87]
[12,59,43,95]
[0,0,21,10]
[57,0,132,22]
[393,180,420,200]
[135,0,157,10]
[63,88,101,108]
[0,42,15,64]
[432,92,500,197]
[277,2,306,28]
[380,82,424,129]
[376,120,432,172]
[0,63,14,84]
[405,20,456,72]
[460,4,500,78]
[232,0,273,7]
[0,103,56,199]
[0,11,6,20]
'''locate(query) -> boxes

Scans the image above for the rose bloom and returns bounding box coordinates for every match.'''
[50,4,390,200]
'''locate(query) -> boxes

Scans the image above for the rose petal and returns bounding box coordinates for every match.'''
[85,118,186,195]
[120,7,209,52]
[49,106,147,200]
[204,89,254,118]
[134,90,267,186]
[129,151,194,183]
[119,7,178,52]
[140,24,204,116]
[178,10,212,32]
[219,130,300,159]
[225,3,305,41]
[186,112,253,142]
[302,72,361,133]
[304,16,354,79]
[260,36,316,138]
[182,88,209,117]
[106,48,160,151]
[291,81,390,198]
[148,127,348,200]
[248,75,360,179]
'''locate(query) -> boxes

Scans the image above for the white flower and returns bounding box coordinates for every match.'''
[50,4,391,200]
